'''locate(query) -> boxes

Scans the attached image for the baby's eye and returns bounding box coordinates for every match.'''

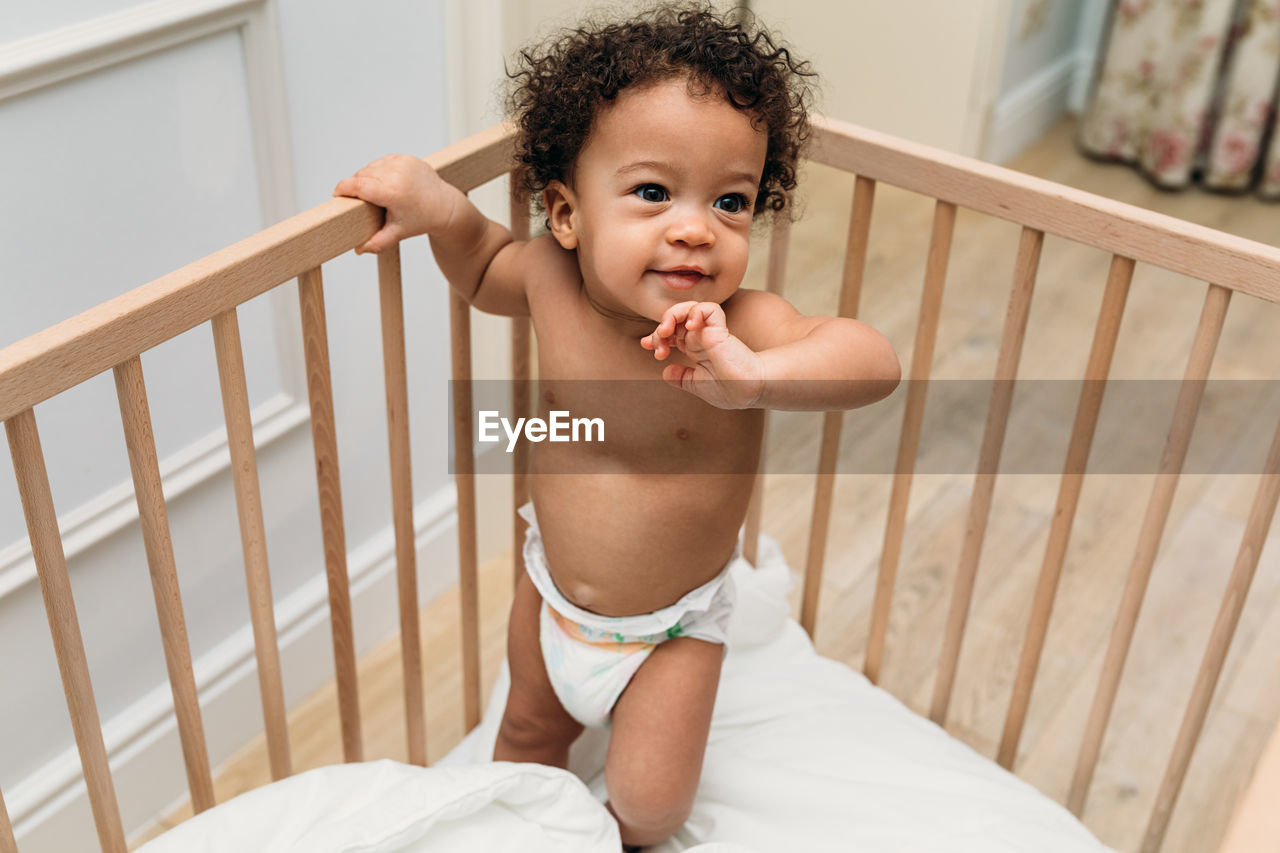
[714,193,750,214]
[634,184,668,203]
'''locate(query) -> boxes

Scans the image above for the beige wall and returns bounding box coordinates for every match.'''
[500,0,741,61]
[749,0,1010,155]
[493,0,1010,157]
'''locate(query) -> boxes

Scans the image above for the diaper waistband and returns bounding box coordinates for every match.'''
[518,502,737,640]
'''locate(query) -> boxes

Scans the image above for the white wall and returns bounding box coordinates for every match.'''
[0,1,464,848]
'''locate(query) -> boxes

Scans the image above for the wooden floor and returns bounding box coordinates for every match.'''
[135,117,1280,852]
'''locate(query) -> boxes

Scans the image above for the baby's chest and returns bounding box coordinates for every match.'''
[525,285,761,463]
[534,377,740,458]
[532,335,757,465]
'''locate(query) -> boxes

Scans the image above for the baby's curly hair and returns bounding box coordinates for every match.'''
[506,3,815,220]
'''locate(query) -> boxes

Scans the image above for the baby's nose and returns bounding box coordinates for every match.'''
[666,211,715,247]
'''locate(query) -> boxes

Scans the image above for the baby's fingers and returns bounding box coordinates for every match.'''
[332,173,386,203]
[683,302,724,331]
[355,220,404,255]
[655,300,698,338]
[331,174,362,197]
[643,331,674,360]
[662,363,693,388]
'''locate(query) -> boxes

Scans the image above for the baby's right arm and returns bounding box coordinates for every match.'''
[333,155,529,316]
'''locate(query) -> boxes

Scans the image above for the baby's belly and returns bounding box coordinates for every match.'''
[530,471,756,617]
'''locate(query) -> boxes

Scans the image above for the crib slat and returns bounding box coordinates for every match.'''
[211,309,292,780]
[510,174,533,590]
[864,199,954,684]
[297,266,363,762]
[802,414,843,636]
[0,787,14,853]
[113,356,215,812]
[742,475,765,569]
[930,226,1043,726]
[764,203,792,296]
[4,409,126,853]
[997,255,1134,768]
[801,176,874,637]
[1068,282,1232,815]
[375,245,427,767]
[450,288,482,730]
[744,207,792,567]
[1140,413,1280,851]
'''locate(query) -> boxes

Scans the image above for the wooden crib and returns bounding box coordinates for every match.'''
[2,115,1279,853]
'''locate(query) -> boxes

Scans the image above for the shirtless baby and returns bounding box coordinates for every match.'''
[334,6,900,847]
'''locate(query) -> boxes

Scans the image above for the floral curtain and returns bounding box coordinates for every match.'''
[1079,0,1280,198]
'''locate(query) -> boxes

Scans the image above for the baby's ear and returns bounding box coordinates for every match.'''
[543,181,578,250]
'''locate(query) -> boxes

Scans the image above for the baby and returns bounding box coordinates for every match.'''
[334,5,899,847]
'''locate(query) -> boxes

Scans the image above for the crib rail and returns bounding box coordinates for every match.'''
[3,113,1279,853]
[0,121,515,424]
[798,115,1280,853]
[806,115,1280,302]
[0,121,515,851]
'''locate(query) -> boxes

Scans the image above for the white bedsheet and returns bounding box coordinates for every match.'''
[445,535,1115,853]
[137,760,621,852]
[142,536,1113,852]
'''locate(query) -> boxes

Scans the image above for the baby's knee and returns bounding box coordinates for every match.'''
[607,776,694,847]
[493,708,577,767]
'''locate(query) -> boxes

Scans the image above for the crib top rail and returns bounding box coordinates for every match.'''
[808,114,1280,303]
[5,116,1279,423]
[0,120,515,423]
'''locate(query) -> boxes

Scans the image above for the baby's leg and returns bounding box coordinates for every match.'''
[494,571,584,767]
[605,636,723,848]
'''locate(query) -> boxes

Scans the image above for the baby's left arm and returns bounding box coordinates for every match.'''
[642,290,900,411]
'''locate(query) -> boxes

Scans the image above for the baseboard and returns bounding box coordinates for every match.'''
[984,52,1078,165]
[9,483,459,851]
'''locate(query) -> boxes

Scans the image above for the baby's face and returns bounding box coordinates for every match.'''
[548,76,768,325]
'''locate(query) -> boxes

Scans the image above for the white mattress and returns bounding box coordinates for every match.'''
[141,536,1113,852]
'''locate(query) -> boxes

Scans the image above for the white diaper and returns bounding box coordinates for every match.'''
[519,503,736,728]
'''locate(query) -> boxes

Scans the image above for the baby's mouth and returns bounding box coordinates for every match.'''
[653,269,707,290]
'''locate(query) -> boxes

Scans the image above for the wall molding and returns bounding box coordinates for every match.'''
[10,484,461,848]
[0,0,261,102]
[984,50,1076,165]
[0,0,307,600]
[0,393,309,600]
[0,0,306,397]
[1067,46,1100,115]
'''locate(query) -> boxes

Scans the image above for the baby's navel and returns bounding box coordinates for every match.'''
[675,427,690,440]
[544,389,556,405]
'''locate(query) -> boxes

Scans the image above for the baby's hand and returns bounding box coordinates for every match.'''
[641,301,764,409]
[332,155,457,254]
